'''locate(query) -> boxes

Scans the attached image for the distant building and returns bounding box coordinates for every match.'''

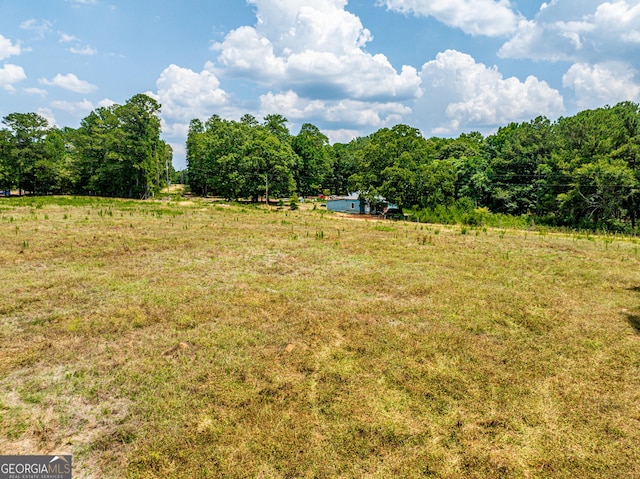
[326,193,364,214]
[326,193,396,215]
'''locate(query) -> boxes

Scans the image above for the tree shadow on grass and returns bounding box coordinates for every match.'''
[625,287,640,333]
[627,314,640,333]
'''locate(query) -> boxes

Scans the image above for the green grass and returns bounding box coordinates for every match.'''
[1,196,640,478]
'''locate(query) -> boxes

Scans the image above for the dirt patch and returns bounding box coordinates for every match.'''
[0,365,131,479]
[336,213,383,222]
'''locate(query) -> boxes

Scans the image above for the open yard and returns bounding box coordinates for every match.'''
[1,197,639,478]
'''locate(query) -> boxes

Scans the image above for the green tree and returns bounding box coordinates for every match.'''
[559,158,637,229]
[415,160,458,209]
[486,117,553,215]
[292,123,331,196]
[2,112,50,195]
[0,129,14,191]
[328,141,359,195]
[186,118,207,196]
[553,102,640,226]
[189,115,252,200]
[162,142,174,192]
[263,114,290,143]
[379,165,416,210]
[71,105,125,196]
[240,114,259,127]
[350,124,428,204]
[240,126,297,202]
[70,94,164,198]
[117,93,163,198]
[37,128,68,194]
[432,132,489,207]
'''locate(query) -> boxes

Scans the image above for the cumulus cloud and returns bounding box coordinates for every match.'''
[168,142,186,160]
[154,63,234,159]
[0,34,22,60]
[40,73,97,94]
[322,128,363,144]
[97,98,116,108]
[48,97,115,119]
[24,87,48,97]
[379,0,523,37]
[156,63,229,122]
[212,0,421,102]
[0,64,27,92]
[563,61,640,109]
[260,90,411,129]
[499,0,640,62]
[161,120,191,139]
[418,50,565,134]
[50,98,95,116]
[36,108,57,127]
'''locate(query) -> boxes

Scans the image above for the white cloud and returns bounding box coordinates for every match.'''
[24,87,48,97]
[154,63,234,165]
[323,129,363,144]
[418,50,565,134]
[247,0,373,54]
[563,62,640,109]
[499,19,572,61]
[37,108,57,127]
[97,98,116,108]
[59,33,79,43]
[58,32,97,55]
[379,0,523,36]
[594,0,640,36]
[40,73,97,94]
[161,120,191,139]
[500,0,640,62]
[0,64,27,92]
[260,90,412,128]
[212,26,286,80]
[169,142,185,160]
[50,98,95,116]
[156,63,229,122]
[0,34,22,60]
[20,19,53,39]
[69,45,97,56]
[212,0,421,102]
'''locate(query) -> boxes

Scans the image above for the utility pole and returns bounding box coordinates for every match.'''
[165,152,170,199]
[265,173,269,207]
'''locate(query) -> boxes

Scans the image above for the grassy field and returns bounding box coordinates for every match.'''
[1,196,639,478]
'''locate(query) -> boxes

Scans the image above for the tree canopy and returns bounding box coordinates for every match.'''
[0,94,171,199]
[3,98,640,230]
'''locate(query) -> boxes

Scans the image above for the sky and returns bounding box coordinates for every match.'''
[1,0,640,170]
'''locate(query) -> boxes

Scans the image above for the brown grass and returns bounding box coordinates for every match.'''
[1,197,640,478]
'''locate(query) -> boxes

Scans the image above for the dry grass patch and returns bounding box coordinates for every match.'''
[1,196,640,478]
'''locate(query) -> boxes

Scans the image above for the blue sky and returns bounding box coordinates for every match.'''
[1,0,640,169]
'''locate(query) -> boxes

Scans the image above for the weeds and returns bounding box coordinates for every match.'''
[1,197,640,478]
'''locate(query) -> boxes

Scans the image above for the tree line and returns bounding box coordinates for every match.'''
[0,93,172,199]
[2,96,639,230]
[188,101,640,230]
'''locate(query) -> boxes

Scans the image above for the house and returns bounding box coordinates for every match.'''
[326,193,365,214]
[326,193,397,215]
